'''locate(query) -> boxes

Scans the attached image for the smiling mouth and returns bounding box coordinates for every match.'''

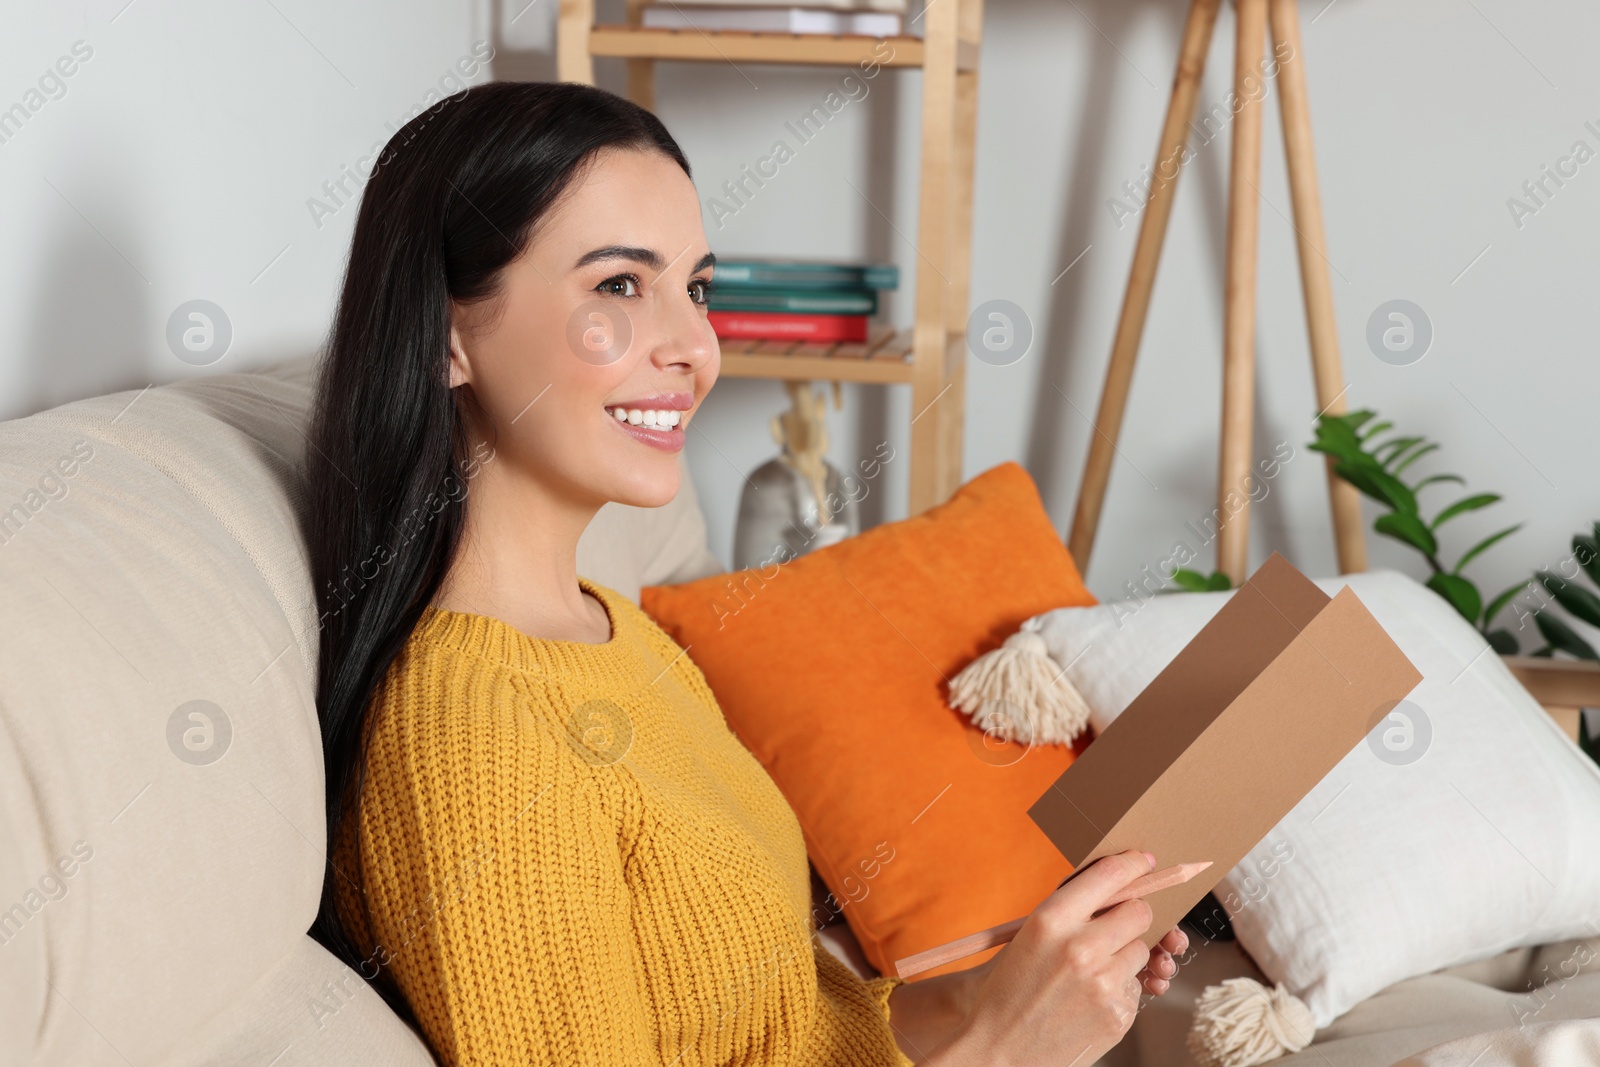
[604,405,684,430]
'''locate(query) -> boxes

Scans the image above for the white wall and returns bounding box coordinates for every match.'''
[4,0,1596,646]
[0,0,497,410]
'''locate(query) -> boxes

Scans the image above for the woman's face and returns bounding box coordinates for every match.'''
[448,146,718,511]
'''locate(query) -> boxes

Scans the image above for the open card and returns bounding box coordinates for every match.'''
[1027,552,1423,946]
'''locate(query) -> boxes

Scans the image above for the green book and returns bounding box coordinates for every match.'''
[707,289,878,315]
[712,259,899,291]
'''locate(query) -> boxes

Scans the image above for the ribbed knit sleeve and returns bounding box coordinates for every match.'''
[812,948,914,1067]
[862,974,906,1020]
[352,658,658,1066]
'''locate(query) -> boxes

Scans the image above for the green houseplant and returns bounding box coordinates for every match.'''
[1169,566,1233,592]
[1528,521,1600,662]
[1309,410,1526,653]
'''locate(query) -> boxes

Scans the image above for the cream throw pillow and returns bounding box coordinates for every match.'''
[1028,570,1600,1026]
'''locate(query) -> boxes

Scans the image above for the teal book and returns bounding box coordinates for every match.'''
[708,288,878,315]
[712,259,899,291]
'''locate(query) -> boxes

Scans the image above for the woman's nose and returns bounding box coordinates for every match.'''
[651,294,717,374]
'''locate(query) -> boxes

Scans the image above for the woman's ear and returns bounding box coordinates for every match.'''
[447,317,471,390]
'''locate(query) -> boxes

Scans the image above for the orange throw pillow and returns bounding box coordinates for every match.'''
[640,461,1097,980]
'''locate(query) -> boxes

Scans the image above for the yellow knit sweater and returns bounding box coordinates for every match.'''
[335,577,912,1067]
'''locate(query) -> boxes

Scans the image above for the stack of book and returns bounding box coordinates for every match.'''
[640,0,906,36]
[641,6,902,35]
[707,259,899,344]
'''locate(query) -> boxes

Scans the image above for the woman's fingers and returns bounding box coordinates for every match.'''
[1135,945,1180,997]
[1052,850,1154,920]
[1079,896,1157,959]
[953,866,1192,1064]
[1039,856,1197,966]
[1112,929,1155,979]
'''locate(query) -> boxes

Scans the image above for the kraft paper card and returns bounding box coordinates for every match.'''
[1026,552,1423,948]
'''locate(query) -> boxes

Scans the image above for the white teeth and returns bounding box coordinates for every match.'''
[608,406,682,429]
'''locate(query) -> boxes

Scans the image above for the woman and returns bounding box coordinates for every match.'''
[305,80,1187,1067]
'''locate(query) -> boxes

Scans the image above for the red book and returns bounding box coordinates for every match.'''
[709,310,868,343]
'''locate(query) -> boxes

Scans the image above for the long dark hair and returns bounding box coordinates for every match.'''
[303,81,691,1019]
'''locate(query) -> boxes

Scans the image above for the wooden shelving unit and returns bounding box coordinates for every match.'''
[557,0,983,515]
[719,325,916,384]
[1504,656,1600,744]
[584,26,978,71]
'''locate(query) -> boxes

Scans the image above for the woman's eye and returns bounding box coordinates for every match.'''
[597,274,639,297]
[689,279,714,306]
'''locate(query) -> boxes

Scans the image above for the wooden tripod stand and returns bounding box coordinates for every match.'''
[1066,0,1367,584]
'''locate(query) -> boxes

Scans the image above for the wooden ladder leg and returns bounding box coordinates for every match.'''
[908,0,962,515]
[1269,0,1367,573]
[1217,0,1268,586]
[626,61,657,110]
[1067,0,1221,570]
[624,0,657,108]
[557,0,596,84]
[938,0,984,504]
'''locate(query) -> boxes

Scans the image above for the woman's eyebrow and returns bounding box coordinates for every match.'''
[574,245,662,271]
[572,246,717,274]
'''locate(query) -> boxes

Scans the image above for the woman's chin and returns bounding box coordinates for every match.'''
[605,465,682,510]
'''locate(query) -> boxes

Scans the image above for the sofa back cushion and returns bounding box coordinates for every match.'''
[0,356,720,1065]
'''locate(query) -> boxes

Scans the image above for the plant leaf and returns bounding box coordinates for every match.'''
[1538,572,1600,629]
[1392,442,1440,477]
[1534,611,1600,662]
[1359,420,1394,441]
[1312,411,1365,435]
[1331,461,1392,506]
[1485,629,1520,655]
[1170,568,1213,593]
[1413,473,1466,492]
[1575,530,1600,587]
[1427,572,1482,625]
[1309,417,1371,463]
[1336,410,1377,434]
[1366,467,1420,515]
[1453,523,1522,574]
[1375,436,1424,468]
[1205,571,1234,591]
[1375,512,1439,556]
[1313,412,1369,448]
[1308,439,1364,465]
[1430,492,1501,530]
[1581,712,1600,766]
[1483,580,1531,629]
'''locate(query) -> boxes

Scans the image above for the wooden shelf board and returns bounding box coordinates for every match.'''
[718,327,914,382]
[1504,655,1600,710]
[587,26,976,70]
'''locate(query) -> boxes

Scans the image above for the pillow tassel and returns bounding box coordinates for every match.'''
[1187,977,1316,1067]
[947,622,1091,745]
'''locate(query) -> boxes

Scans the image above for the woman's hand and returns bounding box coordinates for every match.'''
[923,850,1189,1067]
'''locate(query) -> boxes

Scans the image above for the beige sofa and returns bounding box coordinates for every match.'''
[5,357,1597,1067]
[0,357,719,1066]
